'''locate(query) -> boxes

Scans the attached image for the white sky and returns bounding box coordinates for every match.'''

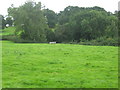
[0,0,119,16]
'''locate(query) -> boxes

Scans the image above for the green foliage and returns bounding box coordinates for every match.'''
[0,15,2,29]
[6,4,119,46]
[79,37,118,46]
[8,1,48,42]
[2,41,118,88]
[43,9,57,28]
[5,16,13,27]
[55,6,118,45]
[55,23,73,42]
[45,28,55,42]
[0,15,6,29]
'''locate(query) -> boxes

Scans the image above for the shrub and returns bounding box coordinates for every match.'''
[79,37,118,46]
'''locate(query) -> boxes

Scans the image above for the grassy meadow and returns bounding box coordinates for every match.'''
[2,40,118,88]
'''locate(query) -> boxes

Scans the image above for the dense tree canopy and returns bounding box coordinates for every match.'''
[43,9,57,28]
[8,1,48,42]
[5,1,119,45]
[55,6,118,45]
[5,16,13,27]
[0,15,6,29]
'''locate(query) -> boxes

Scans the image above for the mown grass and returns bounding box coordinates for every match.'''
[2,41,118,88]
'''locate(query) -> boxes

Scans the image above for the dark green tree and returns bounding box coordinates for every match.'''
[43,9,57,28]
[0,15,5,29]
[5,16,13,26]
[8,1,48,42]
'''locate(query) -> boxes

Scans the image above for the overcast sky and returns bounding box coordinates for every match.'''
[0,0,119,16]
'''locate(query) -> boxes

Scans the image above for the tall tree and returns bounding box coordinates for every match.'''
[0,15,5,29]
[43,9,57,28]
[8,1,48,42]
[5,16,13,27]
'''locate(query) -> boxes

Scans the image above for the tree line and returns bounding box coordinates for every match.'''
[1,1,119,45]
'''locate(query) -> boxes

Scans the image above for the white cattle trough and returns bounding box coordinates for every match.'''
[49,42,56,44]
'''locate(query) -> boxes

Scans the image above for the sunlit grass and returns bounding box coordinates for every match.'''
[2,41,118,88]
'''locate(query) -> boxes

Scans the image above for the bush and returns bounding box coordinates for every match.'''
[2,35,32,43]
[96,37,118,46]
[79,37,118,46]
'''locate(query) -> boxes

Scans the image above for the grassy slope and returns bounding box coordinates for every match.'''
[2,41,118,88]
[0,27,15,36]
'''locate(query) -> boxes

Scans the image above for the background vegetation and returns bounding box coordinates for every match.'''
[0,1,119,46]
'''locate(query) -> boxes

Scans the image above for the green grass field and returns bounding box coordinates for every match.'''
[2,40,118,88]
